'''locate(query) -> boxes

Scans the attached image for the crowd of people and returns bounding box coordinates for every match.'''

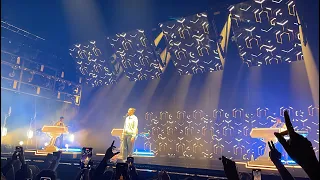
[1,111,319,180]
[222,111,319,180]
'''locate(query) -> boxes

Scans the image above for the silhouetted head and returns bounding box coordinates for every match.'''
[15,167,32,180]
[158,170,171,180]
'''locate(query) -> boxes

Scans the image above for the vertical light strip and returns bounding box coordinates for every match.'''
[297,13,319,105]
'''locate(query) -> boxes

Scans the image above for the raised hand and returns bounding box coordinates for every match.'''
[268,141,295,180]
[105,140,120,160]
[11,151,18,161]
[18,147,26,164]
[93,141,120,179]
[274,111,317,166]
[274,110,319,179]
[49,151,62,171]
[55,151,62,162]
[268,141,281,163]
[221,156,240,180]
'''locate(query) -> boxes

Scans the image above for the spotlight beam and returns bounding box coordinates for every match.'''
[297,13,319,105]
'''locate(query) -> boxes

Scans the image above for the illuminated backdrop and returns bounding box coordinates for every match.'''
[107,29,163,81]
[230,0,303,67]
[69,41,117,87]
[160,13,223,75]
[142,106,319,161]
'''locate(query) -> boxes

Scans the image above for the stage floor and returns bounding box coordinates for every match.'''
[0,149,310,179]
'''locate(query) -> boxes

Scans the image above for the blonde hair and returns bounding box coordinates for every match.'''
[129,108,136,112]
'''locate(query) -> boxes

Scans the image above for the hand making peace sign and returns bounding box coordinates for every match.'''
[274,110,319,179]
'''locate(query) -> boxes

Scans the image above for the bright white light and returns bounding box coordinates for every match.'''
[68,134,74,142]
[44,142,48,146]
[1,127,8,137]
[27,130,33,139]
[19,141,24,146]
[65,144,69,151]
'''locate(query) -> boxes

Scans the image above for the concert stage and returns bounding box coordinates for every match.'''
[0,148,310,179]
[1,1,318,180]
[0,121,313,179]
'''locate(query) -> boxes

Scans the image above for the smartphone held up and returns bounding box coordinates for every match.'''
[80,147,93,169]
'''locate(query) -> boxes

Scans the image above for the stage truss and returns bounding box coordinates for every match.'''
[1,50,81,105]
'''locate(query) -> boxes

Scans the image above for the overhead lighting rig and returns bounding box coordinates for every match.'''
[1,50,82,106]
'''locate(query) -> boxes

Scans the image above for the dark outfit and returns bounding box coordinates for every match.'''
[55,121,65,149]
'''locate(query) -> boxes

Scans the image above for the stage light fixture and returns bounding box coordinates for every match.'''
[65,144,69,151]
[64,144,69,151]
[44,142,48,146]
[69,41,117,87]
[1,127,8,137]
[160,13,223,75]
[230,0,303,67]
[19,141,24,146]
[107,29,163,81]
[27,130,34,139]
[68,134,74,142]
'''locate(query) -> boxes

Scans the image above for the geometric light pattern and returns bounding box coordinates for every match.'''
[142,106,319,161]
[107,29,163,81]
[160,13,223,75]
[230,0,303,67]
[69,41,117,87]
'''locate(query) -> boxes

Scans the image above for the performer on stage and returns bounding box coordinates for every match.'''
[123,108,138,160]
[271,117,287,129]
[54,116,65,148]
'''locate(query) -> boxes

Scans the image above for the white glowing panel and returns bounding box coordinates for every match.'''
[160,13,223,75]
[230,0,303,67]
[107,29,163,81]
[69,41,117,87]
[143,106,318,160]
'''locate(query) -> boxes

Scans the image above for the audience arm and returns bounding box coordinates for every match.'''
[1,159,14,176]
[48,159,59,171]
[273,160,295,180]
[48,151,62,171]
[93,157,109,179]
